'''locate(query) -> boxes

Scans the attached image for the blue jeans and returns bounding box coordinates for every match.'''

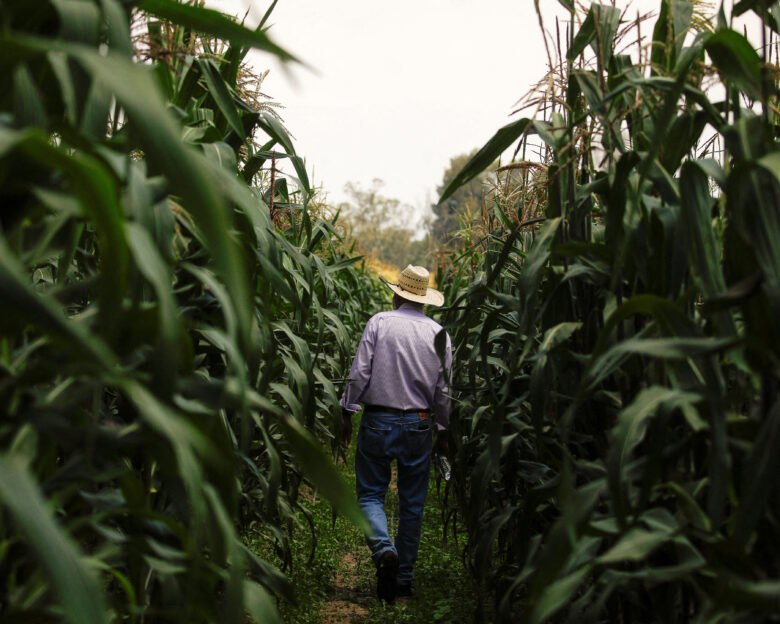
[355,409,433,584]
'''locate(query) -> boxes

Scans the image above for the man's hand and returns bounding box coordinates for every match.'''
[339,409,354,449]
[434,430,450,459]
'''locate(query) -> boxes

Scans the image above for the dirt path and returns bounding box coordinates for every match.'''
[318,551,371,623]
[249,441,482,623]
[317,466,400,624]
[311,462,481,624]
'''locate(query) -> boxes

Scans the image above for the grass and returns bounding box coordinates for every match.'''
[245,416,484,623]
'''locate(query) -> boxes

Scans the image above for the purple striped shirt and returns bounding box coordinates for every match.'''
[340,303,452,429]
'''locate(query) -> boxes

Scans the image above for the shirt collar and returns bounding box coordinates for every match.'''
[397,302,425,315]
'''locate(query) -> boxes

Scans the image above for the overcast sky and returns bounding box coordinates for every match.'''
[206,0,760,226]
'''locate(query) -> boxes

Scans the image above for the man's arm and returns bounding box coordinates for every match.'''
[338,318,376,447]
[339,318,376,413]
[340,408,354,449]
[433,331,453,458]
[433,330,452,430]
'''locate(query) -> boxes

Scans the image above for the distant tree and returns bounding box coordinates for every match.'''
[338,179,430,269]
[431,151,495,249]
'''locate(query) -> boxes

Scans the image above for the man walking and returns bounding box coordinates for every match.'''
[339,264,451,604]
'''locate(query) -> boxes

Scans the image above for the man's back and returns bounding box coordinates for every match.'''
[340,303,451,428]
[364,306,444,408]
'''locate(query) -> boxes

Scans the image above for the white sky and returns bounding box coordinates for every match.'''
[206,0,761,225]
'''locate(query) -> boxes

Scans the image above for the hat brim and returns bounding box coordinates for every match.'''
[382,279,444,306]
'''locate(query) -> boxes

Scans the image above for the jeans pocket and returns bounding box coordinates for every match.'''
[404,423,432,457]
[362,423,392,457]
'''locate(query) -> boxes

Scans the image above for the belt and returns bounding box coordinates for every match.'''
[364,404,431,415]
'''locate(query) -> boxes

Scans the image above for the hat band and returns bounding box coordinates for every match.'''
[397,278,426,296]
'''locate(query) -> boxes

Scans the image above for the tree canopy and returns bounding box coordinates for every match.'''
[431,150,494,249]
[337,179,430,269]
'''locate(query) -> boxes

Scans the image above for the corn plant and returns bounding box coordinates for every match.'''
[437,1,780,622]
[0,0,381,621]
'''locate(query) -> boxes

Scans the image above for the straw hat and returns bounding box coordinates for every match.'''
[382,265,444,307]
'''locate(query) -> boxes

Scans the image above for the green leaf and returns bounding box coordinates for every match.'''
[734,0,780,33]
[98,0,133,56]
[608,335,739,360]
[650,0,694,73]
[255,113,311,194]
[198,57,245,138]
[126,222,182,385]
[671,0,695,58]
[734,400,780,544]
[244,580,282,624]
[201,141,238,170]
[0,225,118,370]
[711,577,780,611]
[245,390,368,532]
[438,117,532,204]
[531,565,591,623]
[0,456,109,624]
[67,45,256,352]
[50,0,100,44]
[752,153,780,306]
[137,0,299,63]
[598,528,671,564]
[568,4,620,67]
[705,29,763,100]
[118,379,211,526]
[568,8,596,61]
[607,387,701,523]
[538,322,581,354]
[3,35,257,356]
[659,481,711,531]
[0,125,129,332]
[13,64,47,127]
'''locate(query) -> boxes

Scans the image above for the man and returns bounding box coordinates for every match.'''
[339,264,452,604]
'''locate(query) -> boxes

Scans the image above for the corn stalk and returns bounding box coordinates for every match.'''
[437,1,780,621]
[0,0,382,621]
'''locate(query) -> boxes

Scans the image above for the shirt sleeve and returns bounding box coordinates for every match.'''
[433,330,452,430]
[339,317,376,413]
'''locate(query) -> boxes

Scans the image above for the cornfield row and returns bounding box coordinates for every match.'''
[437,1,779,622]
[2,0,779,622]
[0,0,383,621]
